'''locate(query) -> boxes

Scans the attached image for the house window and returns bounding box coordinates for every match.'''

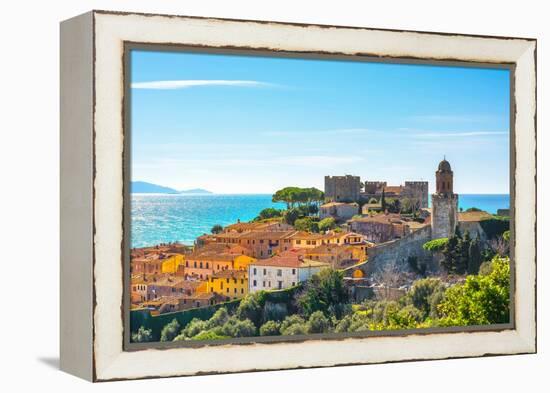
[278,281,283,289]
[241,288,244,294]
[220,282,224,289]
[253,268,257,275]
[234,288,237,293]
[206,262,209,269]
[263,268,267,275]
[185,261,189,267]
[253,280,257,286]
[241,279,244,284]
[292,282,295,286]
[262,281,266,287]
[296,240,302,245]
[260,251,263,256]
[194,261,197,268]
[199,262,203,268]
[226,288,229,293]
[277,269,282,276]
[268,281,271,288]
[268,249,272,255]
[292,269,296,275]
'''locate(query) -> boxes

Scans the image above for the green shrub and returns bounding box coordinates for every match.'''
[318,217,336,232]
[307,311,331,333]
[255,207,283,221]
[182,318,208,338]
[282,208,302,225]
[219,317,257,337]
[211,224,223,234]
[294,217,320,233]
[281,322,308,335]
[259,320,281,336]
[235,293,263,326]
[438,256,510,326]
[280,315,307,335]
[160,319,181,342]
[131,326,153,343]
[191,331,231,341]
[296,269,349,318]
[207,307,230,328]
[423,238,449,252]
[405,278,446,318]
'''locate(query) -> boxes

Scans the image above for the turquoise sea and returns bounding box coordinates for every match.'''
[131,193,510,248]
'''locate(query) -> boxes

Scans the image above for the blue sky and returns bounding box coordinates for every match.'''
[130,49,510,194]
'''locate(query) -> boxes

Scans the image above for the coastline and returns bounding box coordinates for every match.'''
[130,193,510,249]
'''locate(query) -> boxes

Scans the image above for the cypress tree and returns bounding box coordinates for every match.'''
[468,238,482,275]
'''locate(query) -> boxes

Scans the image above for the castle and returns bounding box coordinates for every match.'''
[352,159,473,276]
[324,175,428,208]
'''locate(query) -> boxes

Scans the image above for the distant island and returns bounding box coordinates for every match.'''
[131,181,212,194]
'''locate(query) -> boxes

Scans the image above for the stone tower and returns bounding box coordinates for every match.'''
[431,158,459,239]
[324,175,361,203]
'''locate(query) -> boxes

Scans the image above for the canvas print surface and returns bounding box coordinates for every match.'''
[128,49,511,344]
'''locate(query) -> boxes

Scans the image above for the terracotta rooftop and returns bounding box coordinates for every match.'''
[238,230,297,240]
[189,251,233,260]
[349,213,404,224]
[288,231,329,240]
[321,202,359,208]
[384,186,404,194]
[224,221,291,232]
[458,211,492,222]
[306,243,349,255]
[251,249,329,269]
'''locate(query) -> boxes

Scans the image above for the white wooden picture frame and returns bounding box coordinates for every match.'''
[60,10,536,382]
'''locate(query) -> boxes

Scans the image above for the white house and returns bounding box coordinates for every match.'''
[248,250,330,293]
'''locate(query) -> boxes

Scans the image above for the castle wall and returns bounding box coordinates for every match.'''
[364,226,433,275]
[458,221,487,243]
[364,181,386,194]
[361,180,428,208]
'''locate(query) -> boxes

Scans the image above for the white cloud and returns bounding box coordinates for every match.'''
[409,114,498,123]
[131,79,277,90]
[261,128,373,137]
[413,131,508,138]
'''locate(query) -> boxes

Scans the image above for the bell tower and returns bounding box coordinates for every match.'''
[431,158,459,239]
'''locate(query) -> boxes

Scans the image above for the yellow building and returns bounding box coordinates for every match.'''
[160,253,185,274]
[207,270,248,300]
[233,254,256,270]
